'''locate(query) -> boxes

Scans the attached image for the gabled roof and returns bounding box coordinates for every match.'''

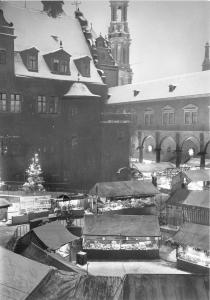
[108,71,210,104]
[173,222,209,250]
[184,169,210,182]
[63,82,100,98]
[32,221,79,250]
[1,2,102,83]
[83,214,161,237]
[89,180,160,198]
[182,190,210,209]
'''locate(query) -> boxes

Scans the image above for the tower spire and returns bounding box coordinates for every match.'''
[108,1,132,85]
[202,42,210,71]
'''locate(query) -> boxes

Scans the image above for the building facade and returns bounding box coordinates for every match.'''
[106,69,210,168]
[0,2,130,190]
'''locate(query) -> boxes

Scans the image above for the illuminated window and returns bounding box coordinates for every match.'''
[10,94,21,113]
[147,145,153,152]
[37,96,47,113]
[49,96,59,113]
[188,148,195,156]
[0,93,7,112]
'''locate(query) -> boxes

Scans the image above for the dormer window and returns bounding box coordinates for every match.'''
[0,50,6,64]
[43,49,71,75]
[28,54,38,71]
[52,59,59,72]
[74,56,91,78]
[20,47,39,72]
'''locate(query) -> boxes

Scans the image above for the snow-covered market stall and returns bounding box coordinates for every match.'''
[82,214,161,259]
[27,221,79,260]
[173,222,210,274]
[88,181,160,215]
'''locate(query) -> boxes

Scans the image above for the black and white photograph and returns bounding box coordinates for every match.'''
[0,0,209,299]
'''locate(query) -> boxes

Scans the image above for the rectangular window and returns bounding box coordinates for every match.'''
[162,112,168,125]
[144,114,150,125]
[0,50,6,64]
[10,94,21,113]
[184,111,191,124]
[169,112,175,124]
[28,55,37,71]
[144,112,153,125]
[49,96,59,113]
[192,111,197,124]
[53,59,59,72]
[60,60,68,73]
[0,93,7,112]
[37,96,47,113]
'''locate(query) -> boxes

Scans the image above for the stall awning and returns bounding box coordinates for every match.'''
[32,221,79,250]
[83,214,161,237]
[173,223,209,251]
[184,169,210,182]
[89,181,159,198]
[182,190,210,209]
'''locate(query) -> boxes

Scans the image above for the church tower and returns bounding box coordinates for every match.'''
[108,0,132,86]
[202,42,210,71]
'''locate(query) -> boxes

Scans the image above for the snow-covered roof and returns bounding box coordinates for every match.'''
[108,71,210,105]
[64,82,100,98]
[1,2,102,84]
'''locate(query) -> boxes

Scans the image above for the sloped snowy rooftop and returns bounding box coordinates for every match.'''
[1,2,102,83]
[64,82,100,98]
[108,71,210,104]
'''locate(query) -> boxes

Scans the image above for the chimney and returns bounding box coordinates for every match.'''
[202,42,210,71]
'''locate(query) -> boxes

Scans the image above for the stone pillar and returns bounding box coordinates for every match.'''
[200,152,206,169]
[175,148,182,168]
[155,148,161,163]
[138,146,143,163]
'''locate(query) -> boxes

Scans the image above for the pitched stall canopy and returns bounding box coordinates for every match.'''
[89,181,160,198]
[0,246,53,300]
[173,222,209,251]
[132,162,176,174]
[0,198,11,208]
[83,214,161,237]
[32,221,78,250]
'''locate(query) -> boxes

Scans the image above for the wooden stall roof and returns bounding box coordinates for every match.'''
[0,246,53,300]
[132,162,175,173]
[184,169,210,182]
[32,221,79,250]
[83,214,161,237]
[173,222,209,251]
[182,190,210,209]
[89,181,159,198]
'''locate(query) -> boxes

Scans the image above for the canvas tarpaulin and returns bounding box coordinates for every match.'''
[0,246,53,300]
[83,214,161,237]
[32,221,79,250]
[89,181,159,198]
[173,222,210,251]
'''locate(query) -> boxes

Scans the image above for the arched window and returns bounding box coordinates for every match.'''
[116,6,122,22]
